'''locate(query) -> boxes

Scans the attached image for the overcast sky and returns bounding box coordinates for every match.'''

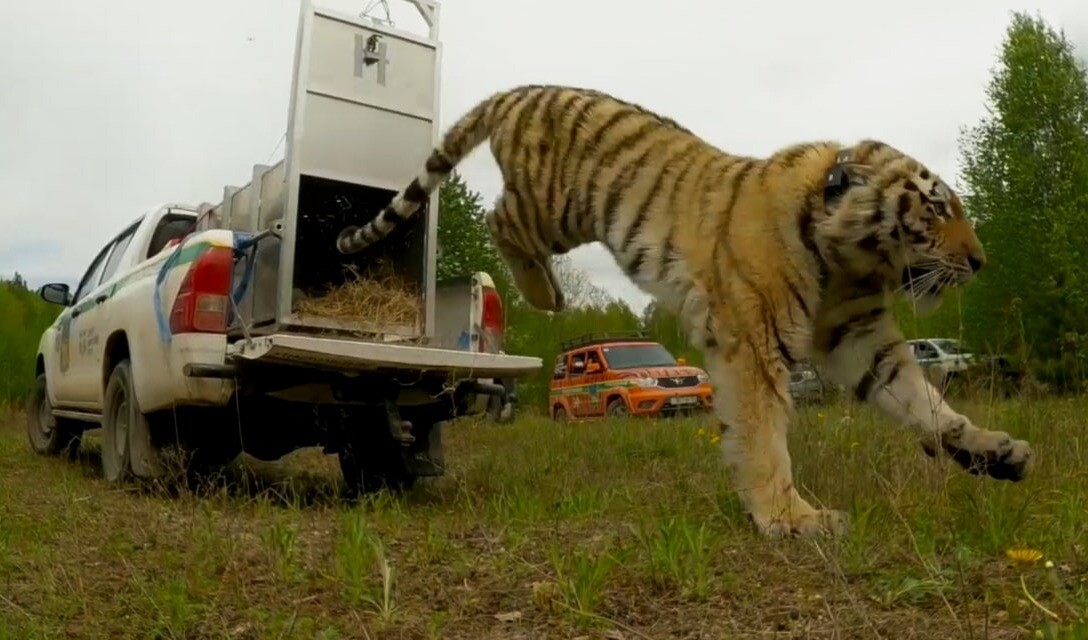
[2,0,1086,313]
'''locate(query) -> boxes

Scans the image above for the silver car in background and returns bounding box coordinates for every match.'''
[788,362,826,404]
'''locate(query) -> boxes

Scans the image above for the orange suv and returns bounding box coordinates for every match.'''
[548,332,713,421]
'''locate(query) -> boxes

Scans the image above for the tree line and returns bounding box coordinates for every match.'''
[0,275,58,405]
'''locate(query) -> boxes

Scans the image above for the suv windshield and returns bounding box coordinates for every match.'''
[601,343,677,369]
[932,340,963,354]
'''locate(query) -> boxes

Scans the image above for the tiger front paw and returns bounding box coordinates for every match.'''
[751,507,850,539]
[921,424,1033,482]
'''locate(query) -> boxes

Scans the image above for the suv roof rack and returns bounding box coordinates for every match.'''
[559,330,654,352]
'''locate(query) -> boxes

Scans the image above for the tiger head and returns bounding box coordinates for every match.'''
[818,144,985,310]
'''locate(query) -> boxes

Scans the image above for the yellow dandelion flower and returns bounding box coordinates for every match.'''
[1005,547,1043,565]
[710,434,721,445]
[695,428,706,438]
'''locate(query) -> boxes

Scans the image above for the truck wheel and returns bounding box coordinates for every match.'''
[553,405,568,422]
[338,441,416,497]
[498,401,515,423]
[607,398,630,417]
[102,359,160,483]
[336,415,416,497]
[26,373,81,458]
[487,394,516,424]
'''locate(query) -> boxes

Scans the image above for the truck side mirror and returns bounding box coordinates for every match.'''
[39,283,72,306]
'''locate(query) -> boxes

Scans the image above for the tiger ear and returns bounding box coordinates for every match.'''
[949,192,965,218]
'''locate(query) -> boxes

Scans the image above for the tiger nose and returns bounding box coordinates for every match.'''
[967,252,985,273]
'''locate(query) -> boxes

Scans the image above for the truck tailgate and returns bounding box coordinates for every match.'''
[227,334,541,378]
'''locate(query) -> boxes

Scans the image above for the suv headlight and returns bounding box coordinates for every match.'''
[697,373,709,383]
[631,377,658,388]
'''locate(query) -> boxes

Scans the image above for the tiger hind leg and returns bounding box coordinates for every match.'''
[485,199,566,312]
[704,332,848,538]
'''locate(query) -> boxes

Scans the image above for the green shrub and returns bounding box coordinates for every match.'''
[0,279,60,405]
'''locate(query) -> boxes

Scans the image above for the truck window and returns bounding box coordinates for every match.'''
[72,244,113,304]
[147,214,196,258]
[98,223,139,284]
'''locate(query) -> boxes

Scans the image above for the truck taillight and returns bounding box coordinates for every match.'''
[479,286,504,353]
[169,246,233,334]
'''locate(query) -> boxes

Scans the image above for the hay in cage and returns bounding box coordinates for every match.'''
[295,263,422,328]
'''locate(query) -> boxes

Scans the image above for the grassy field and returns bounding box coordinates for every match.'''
[0,397,1086,640]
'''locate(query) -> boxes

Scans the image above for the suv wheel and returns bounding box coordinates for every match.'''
[606,398,630,417]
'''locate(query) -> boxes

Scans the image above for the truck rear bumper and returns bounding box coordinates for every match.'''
[226,334,542,379]
[138,333,233,412]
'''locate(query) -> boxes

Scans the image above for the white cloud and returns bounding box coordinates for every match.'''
[1,0,1086,313]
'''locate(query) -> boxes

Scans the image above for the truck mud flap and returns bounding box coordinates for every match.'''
[227,334,541,378]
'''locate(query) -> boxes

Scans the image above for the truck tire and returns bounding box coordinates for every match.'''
[486,393,516,424]
[150,407,241,485]
[102,359,164,482]
[26,373,81,458]
[333,408,409,497]
[337,437,416,497]
[333,405,451,498]
[481,377,516,424]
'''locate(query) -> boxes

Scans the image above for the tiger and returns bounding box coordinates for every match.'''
[335,84,1033,537]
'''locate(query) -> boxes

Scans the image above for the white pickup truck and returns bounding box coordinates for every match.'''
[26,0,541,494]
[29,203,537,493]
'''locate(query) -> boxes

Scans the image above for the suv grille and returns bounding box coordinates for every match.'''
[657,375,700,388]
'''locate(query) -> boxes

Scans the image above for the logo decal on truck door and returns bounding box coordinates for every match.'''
[354,34,389,86]
[57,313,72,374]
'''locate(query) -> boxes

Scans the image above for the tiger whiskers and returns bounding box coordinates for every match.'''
[897,266,947,297]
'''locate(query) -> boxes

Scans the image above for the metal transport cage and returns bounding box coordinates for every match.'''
[200,0,443,343]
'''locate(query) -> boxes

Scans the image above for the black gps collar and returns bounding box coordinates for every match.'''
[823,148,854,205]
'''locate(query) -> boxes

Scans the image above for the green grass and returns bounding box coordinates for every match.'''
[0,396,1086,639]
[0,281,60,405]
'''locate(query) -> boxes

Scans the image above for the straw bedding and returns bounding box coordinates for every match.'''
[294,263,422,328]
